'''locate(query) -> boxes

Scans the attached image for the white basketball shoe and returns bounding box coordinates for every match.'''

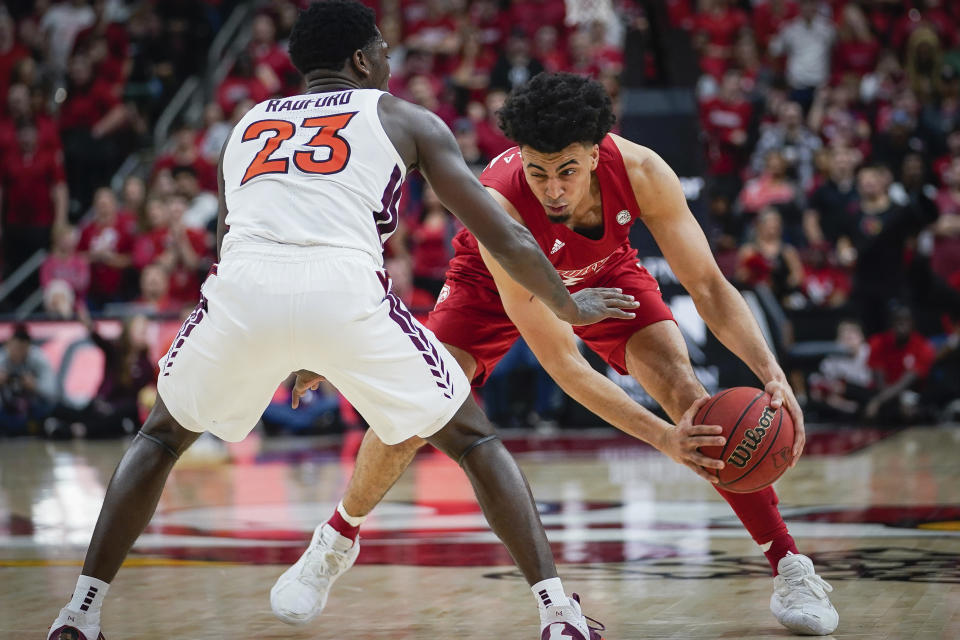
[270,523,360,625]
[540,593,605,639]
[770,552,839,635]
[48,607,104,640]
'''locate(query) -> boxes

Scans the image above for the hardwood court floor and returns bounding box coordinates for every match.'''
[2,425,959,639]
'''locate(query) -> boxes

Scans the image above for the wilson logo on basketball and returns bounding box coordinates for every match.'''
[727,406,776,468]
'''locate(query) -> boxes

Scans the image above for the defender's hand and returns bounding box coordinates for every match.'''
[765,379,805,466]
[292,369,324,409]
[657,396,726,483]
[566,288,639,326]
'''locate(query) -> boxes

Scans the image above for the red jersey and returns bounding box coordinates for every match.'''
[0,149,66,227]
[446,135,642,293]
[867,331,936,384]
[59,80,120,131]
[78,219,134,300]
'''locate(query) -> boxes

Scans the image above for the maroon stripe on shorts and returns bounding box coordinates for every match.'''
[381,273,455,399]
[372,166,403,245]
[160,264,218,377]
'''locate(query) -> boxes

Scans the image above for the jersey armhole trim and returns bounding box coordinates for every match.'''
[373,92,408,180]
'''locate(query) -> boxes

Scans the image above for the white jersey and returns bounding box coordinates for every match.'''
[221,89,406,265]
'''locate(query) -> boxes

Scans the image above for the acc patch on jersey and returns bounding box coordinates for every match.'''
[616,210,631,225]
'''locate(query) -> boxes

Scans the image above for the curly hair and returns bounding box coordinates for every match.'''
[497,73,615,153]
[288,0,379,75]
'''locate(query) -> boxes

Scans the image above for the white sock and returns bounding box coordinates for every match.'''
[337,501,367,527]
[67,575,110,618]
[531,577,567,611]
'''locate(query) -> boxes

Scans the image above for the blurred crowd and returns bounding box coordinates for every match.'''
[1,0,958,438]
[690,0,960,424]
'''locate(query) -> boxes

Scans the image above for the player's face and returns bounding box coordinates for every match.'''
[520,143,599,223]
[361,32,391,91]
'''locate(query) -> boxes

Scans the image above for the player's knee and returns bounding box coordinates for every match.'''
[140,399,200,457]
[426,397,496,462]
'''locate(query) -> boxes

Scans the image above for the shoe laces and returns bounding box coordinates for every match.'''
[779,556,834,602]
[298,533,352,585]
[571,593,606,639]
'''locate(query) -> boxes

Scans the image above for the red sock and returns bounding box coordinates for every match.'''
[327,509,361,542]
[715,486,798,575]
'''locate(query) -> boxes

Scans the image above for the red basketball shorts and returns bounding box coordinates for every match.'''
[424,260,675,386]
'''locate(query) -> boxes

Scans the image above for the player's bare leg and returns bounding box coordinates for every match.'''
[424,395,555,583]
[48,398,201,640]
[339,344,478,518]
[425,395,599,638]
[624,320,837,635]
[340,431,426,517]
[274,393,600,637]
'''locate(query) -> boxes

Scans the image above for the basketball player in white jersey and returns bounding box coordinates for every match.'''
[44,2,642,638]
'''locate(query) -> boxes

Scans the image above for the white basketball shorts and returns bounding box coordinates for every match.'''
[156,244,470,444]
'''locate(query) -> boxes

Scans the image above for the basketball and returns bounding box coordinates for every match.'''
[694,387,795,493]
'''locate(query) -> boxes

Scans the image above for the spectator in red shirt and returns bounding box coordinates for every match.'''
[449,28,495,102]
[932,157,960,279]
[0,123,68,279]
[216,52,274,117]
[808,84,872,159]
[752,0,797,53]
[865,305,936,422]
[0,12,28,102]
[586,21,624,76]
[800,244,851,309]
[134,262,178,315]
[77,187,134,308]
[133,196,169,266]
[932,129,960,183]
[533,25,567,73]
[832,4,879,82]
[566,31,601,79]
[136,195,209,307]
[473,88,514,159]
[891,0,957,52]
[58,52,128,212]
[119,175,146,226]
[469,0,511,50]
[405,0,461,59]
[58,48,125,133]
[152,125,218,193]
[40,223,90,307]
[699,69,753,180]
[692,0,748,78]
[411,185,454,297]
[249,13,298,94]
[735,207,804,303]
[509,0,567,39]
[738,150,804,220]
[0,83,62,156]
[404,74,458,128]
[72,0,131,92]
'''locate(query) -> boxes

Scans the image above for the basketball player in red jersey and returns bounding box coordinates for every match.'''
[275,73,838,635]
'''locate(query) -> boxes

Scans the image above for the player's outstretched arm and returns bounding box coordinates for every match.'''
[477,218,725,483]
[380,96,631,326]
[617,137,805,463]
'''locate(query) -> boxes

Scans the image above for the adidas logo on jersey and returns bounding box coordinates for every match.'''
[550,239,566,254]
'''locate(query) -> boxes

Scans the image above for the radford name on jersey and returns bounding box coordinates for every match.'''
[220,89,405,265]
[447,135,646,291]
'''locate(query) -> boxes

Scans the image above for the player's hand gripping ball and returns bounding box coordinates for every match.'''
[694,387,795,492]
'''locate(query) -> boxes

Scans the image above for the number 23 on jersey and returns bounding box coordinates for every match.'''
[240,112,358,185]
